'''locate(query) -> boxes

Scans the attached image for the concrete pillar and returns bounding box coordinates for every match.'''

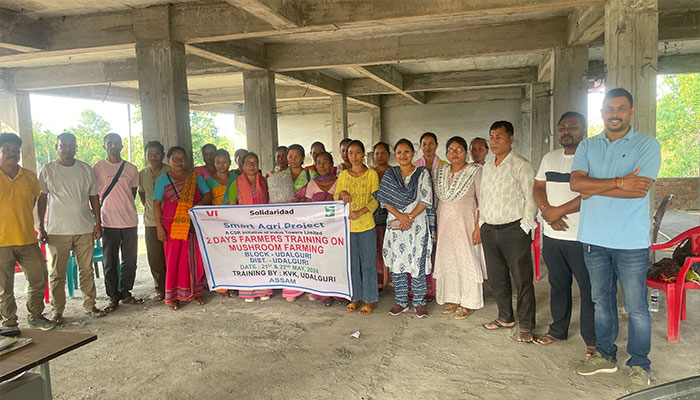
[551,46,589,146]
[530,82,552,171]
[330,95,348,161]
[0,91,36,172]
[234,112,247,146]
[242,70,279,172]
[605,0,658,136]
[133,5,193,166]
[519,86,532,162]
[369,107,381,145]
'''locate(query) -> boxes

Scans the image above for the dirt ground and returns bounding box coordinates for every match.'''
[6,211,700,400]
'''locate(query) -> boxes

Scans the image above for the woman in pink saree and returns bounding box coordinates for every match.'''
[235,152,274,302]
[153,146,212,310]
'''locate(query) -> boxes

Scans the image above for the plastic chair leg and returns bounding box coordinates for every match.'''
[67,255,77,299]
[665,286,680,343]
[681,289,687,321]
[44,282,50,304]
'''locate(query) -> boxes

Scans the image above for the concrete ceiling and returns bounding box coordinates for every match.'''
[2,0,700,115]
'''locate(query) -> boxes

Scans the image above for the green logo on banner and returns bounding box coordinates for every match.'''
[325,206,335,217]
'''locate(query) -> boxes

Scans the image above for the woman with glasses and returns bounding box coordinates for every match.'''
[153,146,213,311]
[376,139,434,318]
[433,136,485,320]
[235,152,274,302]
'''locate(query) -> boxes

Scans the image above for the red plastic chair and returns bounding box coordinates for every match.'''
[647,226,700,343]
[532,221,541,282]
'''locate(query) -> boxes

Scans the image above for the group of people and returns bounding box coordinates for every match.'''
[0,87,659,391]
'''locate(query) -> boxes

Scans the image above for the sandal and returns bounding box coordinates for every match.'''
[535,333,562,345]
[518,329,534,343]
[168,300,180,311]
[442,304,460,314]
[121,296,144,305]
[586,345,596,358]
[104,301,119,313]
[50,314,64,324]
[193,296,205,306]
[218,291,231,299]
[152,293,165,301]
[85,308,105,318]
[338,299,350,306]
[455,307,474,320]
[321,298,334,307]
[482,319,515,330]
[345,301,360,312]
[358,303,376,316]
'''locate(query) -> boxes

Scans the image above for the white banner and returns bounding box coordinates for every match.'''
[189,202,352,299]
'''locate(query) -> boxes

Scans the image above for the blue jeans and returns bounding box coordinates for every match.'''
[350,229,379,303]
[583,245,651,371]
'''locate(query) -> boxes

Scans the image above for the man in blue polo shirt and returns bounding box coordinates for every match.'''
[570,88,660,391]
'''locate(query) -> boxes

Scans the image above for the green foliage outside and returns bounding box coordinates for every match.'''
[656,74,700,178]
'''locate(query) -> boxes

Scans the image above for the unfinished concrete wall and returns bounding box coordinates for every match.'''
[383,100,526,162]
[276,112,372,165]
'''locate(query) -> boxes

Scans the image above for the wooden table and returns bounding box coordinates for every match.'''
[0,329,97,399]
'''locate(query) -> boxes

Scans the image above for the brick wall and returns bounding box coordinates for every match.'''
[654,178,700,210]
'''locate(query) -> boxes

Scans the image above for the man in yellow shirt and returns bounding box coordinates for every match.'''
[0,133,55,330]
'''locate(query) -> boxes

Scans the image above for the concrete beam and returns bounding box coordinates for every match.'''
[277,70,379,109]
[659,10,700,41]
[0,8,43,53]
[225,0,301,29]
[7,57,240,91]
[568,6,605,46]
[186,41,266,70]
[587,53,700,81]
[267,18,568,70]
[300,0,603,28]
[346,67,536,96]
[354,65,424,105]
[381,86,523,107]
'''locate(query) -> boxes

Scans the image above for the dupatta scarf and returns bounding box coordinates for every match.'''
[236,172,269,205]
[169,171,198,241]
[434,163,481,203]
[375,166,434,229]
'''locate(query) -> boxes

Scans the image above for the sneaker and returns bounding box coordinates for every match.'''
[28,315,57,331]
[244,298,256,303]
[626,366,651,392]
[388,304,409,316]
[415,305,428,318]
[576,351,618,375]
[259,296,270,301]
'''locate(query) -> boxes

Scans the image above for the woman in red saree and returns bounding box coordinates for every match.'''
[153,146,212,310]
[235,152,274,302]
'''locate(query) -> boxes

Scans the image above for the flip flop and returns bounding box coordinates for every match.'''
[321,298,334,307]
[85,308,105,318]
[482,319,515,330]
[104,301,119,313]
[358,303,376,315]
[121,296,144,305]
[345,301,360,312]
[535,333,561,345]
[518,330,535,344]
[455,307,474,320]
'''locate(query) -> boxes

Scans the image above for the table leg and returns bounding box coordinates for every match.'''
[40,362,53,400]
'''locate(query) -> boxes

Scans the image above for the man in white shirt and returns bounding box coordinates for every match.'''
[38,132,106,323]
[479,120,537,343]
[93,133,141,313]
[533,112,595,354]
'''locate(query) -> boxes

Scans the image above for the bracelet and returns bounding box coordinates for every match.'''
[407,214,414,220]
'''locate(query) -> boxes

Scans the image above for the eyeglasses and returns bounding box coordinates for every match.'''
[446,147,465,154]
[244,161,259,166]
[170,157,186,163]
